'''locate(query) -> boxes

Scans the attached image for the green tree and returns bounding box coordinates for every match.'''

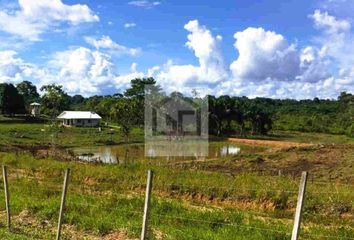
[112,98,139,141]
[124,78,162,126]
[40,84,70,118]
[124,78,159,99]
[338,92,354,136]
[16,81,40,108]
[0,83,25,115]
[245,99,273,135]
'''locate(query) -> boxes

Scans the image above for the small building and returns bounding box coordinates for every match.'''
[57,111,102,127]
[30,102,41,117]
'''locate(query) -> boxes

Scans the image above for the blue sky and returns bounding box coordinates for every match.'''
[0,0,353,99]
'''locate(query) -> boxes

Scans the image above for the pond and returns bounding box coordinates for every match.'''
[72,143,241,164]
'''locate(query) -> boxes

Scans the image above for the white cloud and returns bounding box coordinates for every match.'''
[1,14,353,99]
[128,1,161,8]
[124,22,136,28]
[230,27,300,83]
[298,46,330,83]
[0,51,25,83]
[0,11,45,41]
[310,9,350,33]
[0,50,52,85]
[135,19,352,98]
[0,47,142,96]
[84,36,140,56]
[48,47,116,96]
[308,10,354,91]
[0,0,99,41]
[155,20,228,93]
[19,0,99,25]
[114,72,146,92]
[130,62,138,72]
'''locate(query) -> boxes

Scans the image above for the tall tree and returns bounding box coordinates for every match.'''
[16,81,40,108]
[124,78,159,99]
[338,92,354,136]
[124,78,162,126]
[112,98,139,141]
[40,84,70,118]
[0,83,25,115]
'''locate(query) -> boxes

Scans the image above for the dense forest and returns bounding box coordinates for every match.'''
[0,79,353,137]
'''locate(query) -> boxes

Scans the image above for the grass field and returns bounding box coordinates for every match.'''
[0,121,144,147]
[0,119,353,239]
[0,152,353,239]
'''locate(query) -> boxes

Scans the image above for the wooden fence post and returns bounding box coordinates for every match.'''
[291,171,308,240]
[141,170,153,240]
[2,165,11,231]
[56,169,70,240]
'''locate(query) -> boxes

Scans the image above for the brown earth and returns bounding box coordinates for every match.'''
[227,137,315,150]
[1,210,137,240]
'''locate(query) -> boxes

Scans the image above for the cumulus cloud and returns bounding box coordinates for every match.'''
[84,36,140,56]
[155,20,228,93]
[0,47,142,96]
[310,9,350,33]
[151,21,338,98]
[230,27,300,82]
[128,1,161,8]
[308,10,354,91]
[298,46,331,83]
[0,50,51,84]
[0,51,26,83]
[0,0,99,41]
[1,14,353,99]
[219,14,354,98]
[48,47,117,95]
[133,19,351,98]
[19,0,99,25]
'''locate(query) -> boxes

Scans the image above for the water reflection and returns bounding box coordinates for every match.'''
[220,146,241,156]
[73,143,241,164]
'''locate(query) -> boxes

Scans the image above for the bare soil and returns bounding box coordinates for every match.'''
[227,137,314,150]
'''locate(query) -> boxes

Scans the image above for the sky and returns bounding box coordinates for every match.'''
[0,0,354,99]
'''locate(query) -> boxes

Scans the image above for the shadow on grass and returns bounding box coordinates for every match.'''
[0,115,48,124]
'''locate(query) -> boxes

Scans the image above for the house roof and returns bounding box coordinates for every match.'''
[30,102,41,106]
[57,111,102,119]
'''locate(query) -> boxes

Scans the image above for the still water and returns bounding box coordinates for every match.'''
[72,143,241,164]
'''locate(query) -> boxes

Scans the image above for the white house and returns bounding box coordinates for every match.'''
[57,111,102,127]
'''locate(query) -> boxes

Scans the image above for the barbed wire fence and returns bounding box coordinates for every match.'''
[0,166,353,239]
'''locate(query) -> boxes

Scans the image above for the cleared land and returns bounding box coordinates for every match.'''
[0,120,353,239]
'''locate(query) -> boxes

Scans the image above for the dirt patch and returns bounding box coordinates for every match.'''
[63,226,137,240]
[157,190,281,211]
[227,137,314,150]
[0,210,138,240]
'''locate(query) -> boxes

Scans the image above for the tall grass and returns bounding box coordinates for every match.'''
[0,152,353,239]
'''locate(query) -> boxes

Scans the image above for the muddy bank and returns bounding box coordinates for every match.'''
[227,137,315,150]
[0,144,75,161]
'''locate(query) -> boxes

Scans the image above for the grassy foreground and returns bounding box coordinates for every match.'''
[0,152,353,239]
[0,120,353,239]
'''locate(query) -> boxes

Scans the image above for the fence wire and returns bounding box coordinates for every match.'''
[0,166,353,239]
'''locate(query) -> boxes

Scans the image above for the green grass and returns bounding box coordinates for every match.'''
[0,122,144,147]
[0,120,353,239]
[0,118,353,148]
[0,152,352,239]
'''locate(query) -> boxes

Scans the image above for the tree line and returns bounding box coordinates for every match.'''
[0,79,353,137]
